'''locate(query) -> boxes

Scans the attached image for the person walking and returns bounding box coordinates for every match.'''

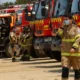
[9,27,17,62]
[57,15,80,80]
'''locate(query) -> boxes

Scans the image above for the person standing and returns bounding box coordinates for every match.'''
[19,26,33,61]
[57,15,80,80]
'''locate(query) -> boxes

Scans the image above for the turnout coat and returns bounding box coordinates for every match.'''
[57,24,80,57]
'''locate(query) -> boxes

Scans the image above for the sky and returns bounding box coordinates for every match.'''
[0,0,16,3]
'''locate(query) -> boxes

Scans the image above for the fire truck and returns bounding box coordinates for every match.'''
[30,0,80,61]
[32,1,53,58]
[0,13,16,57]
[21,0,60,59]
[19,0,80,61]
[31,0,61,60]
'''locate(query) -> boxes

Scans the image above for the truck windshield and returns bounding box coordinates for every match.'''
[34,2,45,19]
[71,0,80,14]
[16,17,22,25]
[16,9,23,14]
[54,0,68,17]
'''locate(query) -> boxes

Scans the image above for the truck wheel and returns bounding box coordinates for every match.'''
[44,49,54,59]
[30,46,38,58]
[5,43,21,57]
[5,43,11,57]
[35,49,47,58]
[53,51,61,62]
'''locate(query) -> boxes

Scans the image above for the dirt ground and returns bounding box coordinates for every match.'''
[0,57,74,80]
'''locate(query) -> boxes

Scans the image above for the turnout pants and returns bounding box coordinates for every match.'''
[61,56,80,80]
[10,43,16,58]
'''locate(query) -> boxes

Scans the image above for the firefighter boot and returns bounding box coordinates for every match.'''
[20,50,30,61]
[12,52,16,62]
[74,70,80,80]
[62,67,69,80]
[12,58,16,62]
[20,54,30,61]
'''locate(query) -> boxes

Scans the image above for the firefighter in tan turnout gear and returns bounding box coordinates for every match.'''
[19,26,33,61]
[57,15,80,80]
[9,27,17,62]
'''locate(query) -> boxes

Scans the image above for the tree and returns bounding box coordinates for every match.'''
[3,2,9,8]
[15,0,37,4]
[3,2,14,8]
[15,0,27,4]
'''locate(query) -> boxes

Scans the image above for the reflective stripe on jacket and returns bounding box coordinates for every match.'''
[19,33,33,48]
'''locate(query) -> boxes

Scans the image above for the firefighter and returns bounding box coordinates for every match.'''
[19,26,33,61]
[9,27,17,62]
[57,15,80,80]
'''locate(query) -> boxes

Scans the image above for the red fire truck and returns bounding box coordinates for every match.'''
[32,0,79,61]
[31,0,61,60]
[21,0,60,60]
[20,0,80,61]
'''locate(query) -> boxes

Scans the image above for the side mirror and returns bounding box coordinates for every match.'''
[56,10,59,16]
[41,1,46,6]
[41,8,46,17]
[78,1,80,11]
[58,3,60,8]
[32,11,36,20]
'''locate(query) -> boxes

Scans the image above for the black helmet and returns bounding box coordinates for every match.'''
[23,26,31,33]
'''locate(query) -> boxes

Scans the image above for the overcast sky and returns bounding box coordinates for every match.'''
[0,0,16,3]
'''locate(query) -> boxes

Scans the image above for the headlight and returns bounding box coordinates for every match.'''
[32,11,35,14]
[28,12,31,16]
[45,5,49,9]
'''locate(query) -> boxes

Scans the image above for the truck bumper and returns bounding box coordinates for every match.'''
[51,44,61,51]
[34,43,51,50]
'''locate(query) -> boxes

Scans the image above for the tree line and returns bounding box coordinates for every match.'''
[0,0,37,8]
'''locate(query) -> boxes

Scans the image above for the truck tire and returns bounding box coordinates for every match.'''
[53,51,61,62]
[5,43,21,58]
[5,43,12,57]
[30,46,38,58]
[44,49,54,59]
[5,43,11,57]
[35,49,47,58]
